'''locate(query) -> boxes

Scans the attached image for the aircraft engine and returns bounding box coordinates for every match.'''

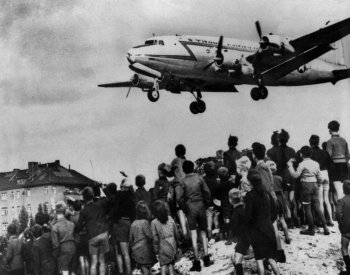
[261,34,283,51]
[131,74,154,89]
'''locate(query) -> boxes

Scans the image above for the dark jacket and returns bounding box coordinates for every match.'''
[311,146,333,171]
[336,195,350,234]
[112,190,136,222]
[76,198,111,240]
[23,239,34,275]
[135,187,151,207]
[230,202,248,238]
[5,235,24,271]
[203,175,219,207]
[32,232,56,275]
[255,161,276,199]
[153,177,170,202]
[178,173,211,209]
[224,149,242,175]
[267,146,284,175]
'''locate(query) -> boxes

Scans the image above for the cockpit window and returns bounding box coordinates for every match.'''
[144,40,164,46]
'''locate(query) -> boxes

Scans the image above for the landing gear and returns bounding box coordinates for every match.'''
[147,89,160,102]
[189,90,206,114]
[250,86,268,101]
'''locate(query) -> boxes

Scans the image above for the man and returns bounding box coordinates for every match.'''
[224,135,242,177]
[76,186,111,275]
[178,160,212,272]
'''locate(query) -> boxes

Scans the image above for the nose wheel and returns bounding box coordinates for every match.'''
[147,89,160,102]
[189,90,206,114]
[250,86,268,101]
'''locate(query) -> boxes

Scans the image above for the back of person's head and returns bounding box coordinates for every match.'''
[175,144,186,157]
[321,142,327,151]
[92,184,101,197]
[328,120,340,132]
[266,160,277,174]
[34,212,50,226]
[135,201,151,220]
[228,135,238,147]
[279,129,290,145]
[247,169,264,194]
[153,200,168,224]
[55,201,67,214]
[301,146,312,158]
[309,135,320,147]
[7,223,17,235]
[252,142,266,160]
[71,200,82,212]
[82,186,94,202]
[217,166,229,180]
[203,161,216,177]
[271,131,279,146]
[158,163,171,177]
[343,180,350,195]
[23,228,33,240]
[135,174,146,188]
[31,224,43,239]
[229,188,242,205]
[105,182,117,197]
[182,160,194,174]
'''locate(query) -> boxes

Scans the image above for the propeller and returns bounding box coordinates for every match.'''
[203,35,224,71]
[126,85,132,98]
[255,21,262,40]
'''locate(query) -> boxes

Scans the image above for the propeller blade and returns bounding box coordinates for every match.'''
[126,86,132,98]
[255,21,262,39]
[203,60,215,71]
[217,35,223,53]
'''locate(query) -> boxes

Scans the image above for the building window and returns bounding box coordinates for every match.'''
[1,207,8,216]
[44,202,50,213]
[27,204,31,214]
[25,189,31,197]
[2,222,8,231]
[1,192,7,201]
[10,191,14,200]
[45,186,49,195]
[11,207,15,216]
[16,191,20,199]
[52,186,56,194]
[17,206,20,214]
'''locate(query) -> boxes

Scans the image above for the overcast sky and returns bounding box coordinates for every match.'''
[0,0,349,187]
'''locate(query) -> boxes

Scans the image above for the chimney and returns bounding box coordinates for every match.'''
[28,162,38,177]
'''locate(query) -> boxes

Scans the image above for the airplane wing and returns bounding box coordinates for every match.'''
[98,81,131,88]
[290,17,350,52]
[260,44,332,83]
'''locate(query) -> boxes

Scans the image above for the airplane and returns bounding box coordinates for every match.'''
[98,18,350,114]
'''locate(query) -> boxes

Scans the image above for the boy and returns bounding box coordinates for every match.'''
[224,135,242,177]
[336,180,350,275]
[51,201,76,275]
[288,146,330,235]
[178,160,212,271]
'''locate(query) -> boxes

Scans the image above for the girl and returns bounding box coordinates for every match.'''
[151,200,179,275]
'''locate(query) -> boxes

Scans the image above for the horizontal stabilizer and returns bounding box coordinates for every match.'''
[332,68,350,84]
[98,81,131,88]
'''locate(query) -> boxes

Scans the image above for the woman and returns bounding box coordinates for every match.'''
[245,169,280,275]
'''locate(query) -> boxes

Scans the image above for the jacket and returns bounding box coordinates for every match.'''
[336,195,350,234]
[32,232,56,275]
[5,235,24,271]
[327,134,350,163]
[51,217,75,254]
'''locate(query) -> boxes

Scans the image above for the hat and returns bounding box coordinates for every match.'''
[266,160,277,173]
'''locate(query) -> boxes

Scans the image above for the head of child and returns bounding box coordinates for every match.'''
[153,200,168,224]
[271,131,279,146]
[55,201,67,217]
[82,186,94,203]
[135,174,146,189]
[31,224,43,239]
[204,161,216,177]
[158,163,171,177]
[328,120,340,135]
[236,156,252,175]
[182,160,194,175]
[175,144,186,157]
[23,228,33,241]
[266,160,277,175]
[217,166,229,181]
[7,223,17,237]
[309,135,319,148]
[279,129,290,146]
[343,180,350,196]
[247,169,264,194]
[229,188,242,206]
[252,142,266,162]
[135,201,151,220]
[228,135,238,150]
[300,146,312,159]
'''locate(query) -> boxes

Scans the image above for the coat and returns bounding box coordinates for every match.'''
[5,235,24,271]
[32,232,56,275]
[336,195,350,234]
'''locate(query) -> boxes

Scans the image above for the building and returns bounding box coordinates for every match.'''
[0,160,95,234]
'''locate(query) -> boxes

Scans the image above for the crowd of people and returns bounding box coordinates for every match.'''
[4,120,350,275]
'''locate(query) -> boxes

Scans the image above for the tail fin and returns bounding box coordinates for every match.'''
[321,39,347,68]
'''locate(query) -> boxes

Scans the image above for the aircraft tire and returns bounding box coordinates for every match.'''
[147,90,160,102]
[250,87,260,101]
[197,100,206,113]
[190,101,199,114]
[259,86,268,100]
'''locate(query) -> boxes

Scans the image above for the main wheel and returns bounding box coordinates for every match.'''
[197,100,206,113]
[259,86,268,100]
[250,87,260,101]
[189,101,199,114]
[147,89,159,102]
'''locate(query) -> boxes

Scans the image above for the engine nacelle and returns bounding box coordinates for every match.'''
[131,74,154,89]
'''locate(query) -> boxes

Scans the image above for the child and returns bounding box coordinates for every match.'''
[5,223,24,275]
[236,156,252,196]
[288,146,330,235]
[51,201,76,275]
[336,180,350,275]
[267,160,291,244]
[130,201,156,275]
[23,228,35,275]
[229,188,250,275]
[151,200,179,275]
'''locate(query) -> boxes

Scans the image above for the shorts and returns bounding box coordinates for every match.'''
[113,219,131,243]
[76,233,89,257]
[58,241,76,271]
[332,163,349,182]
[300,182,319,204]
[235,234,251,255]
[186,201,207,231]
[89,231,109,255]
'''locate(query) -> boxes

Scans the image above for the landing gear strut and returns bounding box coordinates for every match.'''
[189,90,206,114]
[147,80,160,102]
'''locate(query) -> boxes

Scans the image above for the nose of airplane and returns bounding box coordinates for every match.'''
[126,49,135,64]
